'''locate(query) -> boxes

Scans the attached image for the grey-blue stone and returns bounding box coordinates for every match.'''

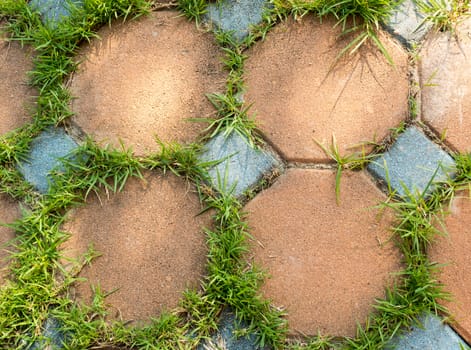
[368,127,455,199]
[29,317,69,350]
[383,0,432,46]
[199,132,280,197]
[197,309,268,350]
[29,0,84,28]
[386,314,470,350]
[205,0,271,42]
[18,128,80,194]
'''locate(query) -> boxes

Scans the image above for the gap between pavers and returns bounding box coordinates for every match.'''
[386,313,470,350]
[61,172,212,324]
[244,15,409,163]
[244,168,402,337]
[204,0,271,42]
[429,190,471,345]
[367,126,455,199]
[0,21,35,135]
[198,131,281,198]
[382,0,432,47]
[69,10,225,156]
[29,0,84,28]
[17,127,81,194]
[420,16,471,154]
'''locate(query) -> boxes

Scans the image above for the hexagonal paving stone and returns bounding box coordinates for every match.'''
[69,11,225,156]
[205,0,271,42]
[383,0,432,47]
[0,194,20,285]
[429,190,471,344]
[386,313,470,350]
[29,0,84,28]
[18,127,80,194]
[61,172,211,323]
[421,17,471,153]
[198,131,281,197]
[244,169,402,337]
[244,15,409,163]
[368,127,455,199]
[0,22,35,135]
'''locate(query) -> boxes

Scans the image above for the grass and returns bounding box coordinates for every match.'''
[0,0,471,349]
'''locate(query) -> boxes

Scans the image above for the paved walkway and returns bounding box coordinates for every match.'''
[1,0,471,349]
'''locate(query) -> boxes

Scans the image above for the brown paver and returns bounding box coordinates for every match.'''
[0,21,35,135]
[69,11,225,156]
[0,194,20,284]
[428,190,471,344]
[244,16,409,163]
[244,169,402,337]
[420,17,471,153]
[61,172,211,323]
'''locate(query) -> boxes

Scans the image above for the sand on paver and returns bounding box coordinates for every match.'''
[421,17,471,154]
[245,15,409,163]
[245,169,402,337]
[61,173,211,323]
[0,21,35,135]
[0,194,20,284]
[429,190,471,345]
[69,10,225,156]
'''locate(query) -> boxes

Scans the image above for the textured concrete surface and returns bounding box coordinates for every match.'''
[198,309,266,350]
[421,17,471,153]
[30,317,69,350]
[383,0,432,46]
[368,127,456,198]
[0,21,35,135]
[429,190,471,344]
[61,173,211,323]
[29,0,84,27]
[205,0,270,41]
[245,169,402,337]
[245,15,409,163]
[17,128,80,194]
[386,313,470,350]
[70,11,225,156]
[0,194,20,285]
[198,132,280,197]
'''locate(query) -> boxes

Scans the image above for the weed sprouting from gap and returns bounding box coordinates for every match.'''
[2,0,471,348]
[419,0,471,34]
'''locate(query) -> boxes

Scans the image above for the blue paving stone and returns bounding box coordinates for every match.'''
[198,309,268,350]
[18,128,80,194]
[386,314,470,350]
[199,132,280,197]
[29,317,69,350]
[29,0,84,28]
[205,0,271,42]
[368,127,455,199]
[383,0,432,47]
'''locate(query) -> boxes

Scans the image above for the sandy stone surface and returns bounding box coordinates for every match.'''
[61,172,211,323]
[0,21,35,135]
[69,10,225,155]
[0,194,20,284]
[244,169,402,337]
[245,16,409,163]
[428,190,471,344]
[420,17,471,153]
